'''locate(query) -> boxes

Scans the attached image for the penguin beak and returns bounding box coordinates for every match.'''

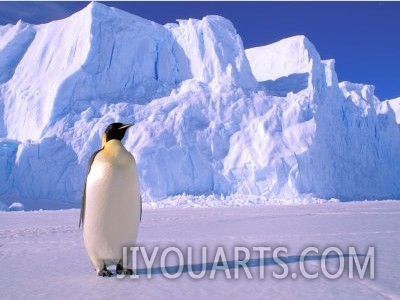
[119,123,134,130]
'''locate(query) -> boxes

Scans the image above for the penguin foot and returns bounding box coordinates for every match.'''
[116,263,134,275]
[97,267,113,277]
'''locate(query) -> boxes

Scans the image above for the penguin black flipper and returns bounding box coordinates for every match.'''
[79,148,103,228]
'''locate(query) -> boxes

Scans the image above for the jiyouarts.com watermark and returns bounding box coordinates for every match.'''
[117,246,375,280]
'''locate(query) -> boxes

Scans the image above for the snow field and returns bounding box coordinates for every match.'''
[0,200,399,299]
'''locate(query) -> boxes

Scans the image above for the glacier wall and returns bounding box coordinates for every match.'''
[0,2,399,209]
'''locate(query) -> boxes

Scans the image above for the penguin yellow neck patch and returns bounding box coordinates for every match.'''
[101,133,107,148]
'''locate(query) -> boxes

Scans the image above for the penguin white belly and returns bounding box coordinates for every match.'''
[83,141,141,271]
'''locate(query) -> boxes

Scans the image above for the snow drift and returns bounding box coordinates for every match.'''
[0,2,399,209]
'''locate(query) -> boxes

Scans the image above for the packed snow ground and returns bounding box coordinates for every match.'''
[1,200,399,299]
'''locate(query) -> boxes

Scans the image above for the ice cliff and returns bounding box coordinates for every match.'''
[1,2,399,209]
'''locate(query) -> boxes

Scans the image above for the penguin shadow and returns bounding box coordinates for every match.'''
[134,253,366,277]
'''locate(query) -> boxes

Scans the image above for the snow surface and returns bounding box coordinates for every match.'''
[0,200,399,298]
[1,2,400,209]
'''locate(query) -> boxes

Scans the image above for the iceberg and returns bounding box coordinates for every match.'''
[0,2,399,209]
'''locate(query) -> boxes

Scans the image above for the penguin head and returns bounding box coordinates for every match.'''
[102,123,134,146]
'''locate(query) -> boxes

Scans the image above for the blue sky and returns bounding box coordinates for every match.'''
[0,1,399,100]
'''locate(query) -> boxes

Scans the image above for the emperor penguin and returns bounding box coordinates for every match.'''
[79,123,142,277]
